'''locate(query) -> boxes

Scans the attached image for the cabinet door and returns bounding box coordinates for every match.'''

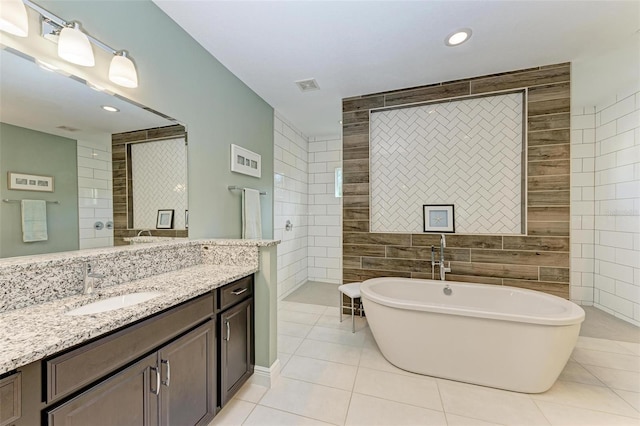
[219,298,254,407]
[159,320,216,426]
[47,354,158,426]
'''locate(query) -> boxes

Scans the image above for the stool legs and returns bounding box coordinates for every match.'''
[351,297,355,333]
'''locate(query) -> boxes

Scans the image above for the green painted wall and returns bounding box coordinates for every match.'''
[0,123,79,257]
[38,0,275,240]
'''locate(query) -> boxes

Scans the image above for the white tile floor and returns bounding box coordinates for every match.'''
[211,301,640,426]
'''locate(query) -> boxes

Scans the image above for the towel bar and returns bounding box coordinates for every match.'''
[227,186,267,195]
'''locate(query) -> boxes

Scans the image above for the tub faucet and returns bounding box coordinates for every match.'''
[83,262,105,295]
[438,234,451,281]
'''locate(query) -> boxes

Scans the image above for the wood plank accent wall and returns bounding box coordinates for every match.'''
[341,64,571,298]
[112,125,188,246]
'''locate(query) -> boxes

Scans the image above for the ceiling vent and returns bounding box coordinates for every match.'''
[295,78,320,92]
[56,125,80,132]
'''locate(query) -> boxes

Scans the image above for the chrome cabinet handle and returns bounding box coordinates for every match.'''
[225,320,230,341]
[150,367,160,395]
[161,359,171,386]
[231,288,248,296]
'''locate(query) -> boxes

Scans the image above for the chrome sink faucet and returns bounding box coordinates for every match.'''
[137,229,152,237]
[83,262,105,295]
[438,234,451,281]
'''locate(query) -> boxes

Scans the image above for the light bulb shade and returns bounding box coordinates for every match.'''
[0,0,29,37]
[109,52,138,88]
[58,23,95,67]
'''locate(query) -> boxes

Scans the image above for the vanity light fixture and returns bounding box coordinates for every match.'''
[101,105,119,112]
[445,28,472,46]
[57,21,94,67]
[12,0,140,88]
[0,0,29,37]
[108,51,138,88]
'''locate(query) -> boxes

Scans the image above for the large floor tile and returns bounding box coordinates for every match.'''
[208,399,255,426]
[437,379,550,426]
[279,301,329,315]
[617,341,640,356]
[535,400,639,426]
[571,347,640,372]
[445,413,504,426]
[531,380,640,418]
[345,393,447,426]
[279,321,313,338]
[613,389,640,413]
[315,312,368,332]
[583,364,640,392]
[306,325,367,347]
[576,336,637,355]
[243,406,334,426]
[279,310,322,326]
[358,346,419,377]
[295,339,362,366]
[279,352,293,368]
[278,335,304,354]
[558,361,605,387]
[233,382,269,404]
[353,367,443,411]
[259,377,351,425]
[281,355,358,390]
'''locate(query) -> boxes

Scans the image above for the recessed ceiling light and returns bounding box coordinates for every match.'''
[101,105,119,112]
[445,28,472,46]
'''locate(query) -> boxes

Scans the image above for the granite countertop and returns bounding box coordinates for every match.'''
[0,263,257,375]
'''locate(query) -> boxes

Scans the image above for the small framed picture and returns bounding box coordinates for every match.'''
[8,172,54,192]
[156,209,174,229]
[423,204,455,233]
[231,144,261,178]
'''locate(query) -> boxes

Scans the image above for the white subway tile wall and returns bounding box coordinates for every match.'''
[77,138,114,250]
[308,137,343,284]
[274,112,310,299]
[593,88,640,325]
[572,87,640,325]
[571,107,596,305]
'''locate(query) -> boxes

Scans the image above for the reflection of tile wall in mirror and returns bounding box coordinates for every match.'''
[0,47,182,256]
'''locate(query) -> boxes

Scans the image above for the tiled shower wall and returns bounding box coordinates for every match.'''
[570,108,596,305]
[342,64,571,298]
[77,137,114,249]
[308,136,343,284]
[593,89,639,324]
[274,112,309,299]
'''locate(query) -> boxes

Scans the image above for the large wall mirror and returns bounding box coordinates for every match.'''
[0,47,188,258]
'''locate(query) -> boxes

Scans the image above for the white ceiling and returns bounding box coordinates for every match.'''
[0,48,174,141]
[155,0,640,138]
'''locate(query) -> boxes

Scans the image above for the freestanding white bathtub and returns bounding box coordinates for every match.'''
[361,277,585,393]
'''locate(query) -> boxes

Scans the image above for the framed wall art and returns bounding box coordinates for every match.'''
[156,209,175,229]
[7,172,54,192]
[231,144,261,178]
[423,204,455,233]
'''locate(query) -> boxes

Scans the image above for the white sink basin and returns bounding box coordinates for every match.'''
[66,292,163,316]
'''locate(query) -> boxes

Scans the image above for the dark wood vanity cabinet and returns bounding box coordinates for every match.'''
[12,273,255,426]
[217,275,254,407]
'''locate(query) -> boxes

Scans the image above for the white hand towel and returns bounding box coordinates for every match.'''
[242,188,262,239]
[21,200,48,242]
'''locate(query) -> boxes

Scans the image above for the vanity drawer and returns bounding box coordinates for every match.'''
[218,275,253,312]
[46,293,214,403]
[0,372,21,426]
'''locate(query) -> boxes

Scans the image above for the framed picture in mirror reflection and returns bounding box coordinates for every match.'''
[156,209,174,229]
